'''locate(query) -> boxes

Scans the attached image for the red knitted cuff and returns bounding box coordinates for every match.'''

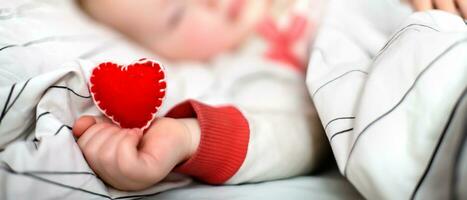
[165,100,250,184]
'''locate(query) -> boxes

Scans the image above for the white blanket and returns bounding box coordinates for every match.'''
[0,1,192,199]
[307,0,467,199]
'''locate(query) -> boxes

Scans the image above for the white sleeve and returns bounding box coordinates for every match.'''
[224,67,327,184]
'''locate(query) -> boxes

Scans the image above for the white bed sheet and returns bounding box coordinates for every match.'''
[150,168,362,200]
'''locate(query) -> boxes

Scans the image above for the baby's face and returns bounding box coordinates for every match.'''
[82,0,269,61]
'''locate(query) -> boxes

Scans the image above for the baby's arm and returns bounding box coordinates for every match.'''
[73,100,250,189]
[73,71,325,188]
[72,116,200,191]
[161,71,327,184]
[219,78,326,184]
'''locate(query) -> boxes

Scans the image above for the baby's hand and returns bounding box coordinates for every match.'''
[72,116,200,191]
[408,0,467,19]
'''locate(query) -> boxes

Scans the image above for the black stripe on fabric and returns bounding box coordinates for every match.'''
[0,83,16,125]
[410,88,466,200]
[312,24,439,99]
[113,192,165,200]
[4,79,30,114]
[22,37,64,47]
[0,44,18,51]
[36,111,51,122]
[343,38,467,177]
[329,128,354,141]
[54,124,72,136]
[0,164,164,199]
[23,171,96,176]
[375,24,440,60]
[32,138,39,150]
[311,70,368,98]
[31,123,72,149]
[46,85,91,99]
[0,35,98,52]
[324,117,355,130]
[0,164,112,199]
[0,161,96,176]
[0,79,30,125]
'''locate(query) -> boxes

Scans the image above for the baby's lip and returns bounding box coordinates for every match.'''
[227,0,245,22]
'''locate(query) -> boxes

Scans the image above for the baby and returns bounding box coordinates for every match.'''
[73,0,465,191]
[74,0,325,191]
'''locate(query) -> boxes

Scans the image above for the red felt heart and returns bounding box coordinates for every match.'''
[89,58,166,130]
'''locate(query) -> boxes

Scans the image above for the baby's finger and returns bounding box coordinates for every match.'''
[83,126,119,153]
[457,0,467,19]
[411,0,434,10]
[116,129,144,178]
[81,127,117,176]
[94,129,129,185]
[98,129,128,167]
[77,123,113,150]
[434,0,459,14]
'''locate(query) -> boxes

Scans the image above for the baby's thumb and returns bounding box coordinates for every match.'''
[73,115,112,137]
[73,116,97,138]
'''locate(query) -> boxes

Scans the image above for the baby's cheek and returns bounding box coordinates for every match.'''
[179,23,235,58]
